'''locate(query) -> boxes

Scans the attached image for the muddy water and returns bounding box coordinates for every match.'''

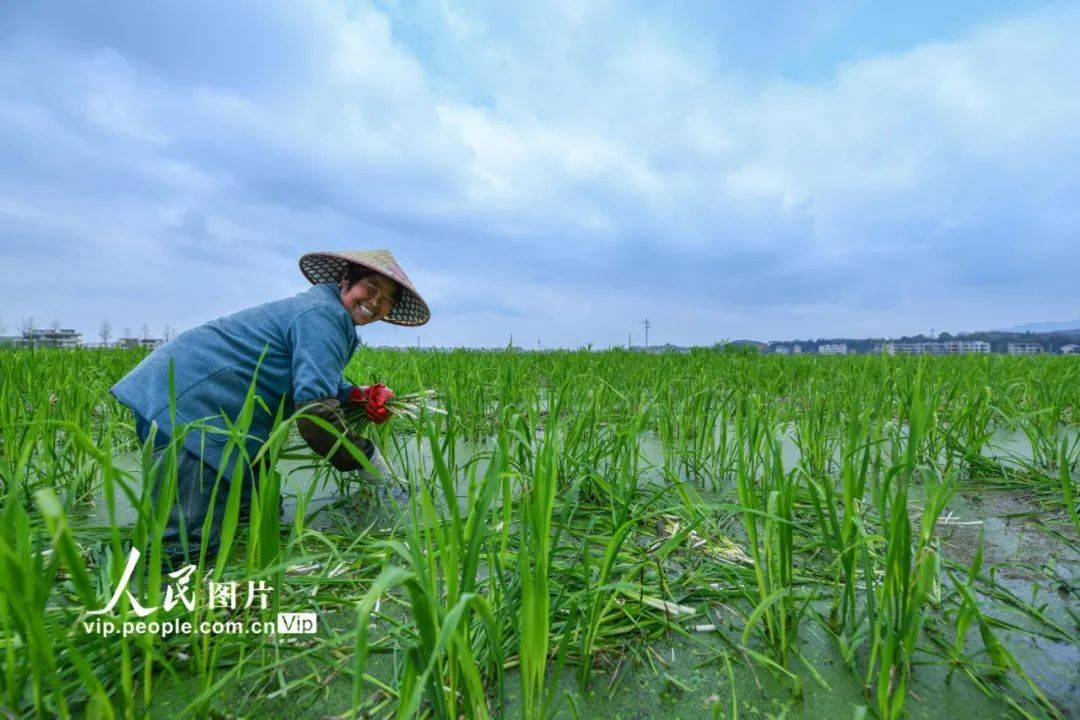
[498,631,1010,719]
[935,490,1080,710]
[73,427,1074,528]
[70,433,497,530]
[71,453,353,529]
[82,428,1078,717]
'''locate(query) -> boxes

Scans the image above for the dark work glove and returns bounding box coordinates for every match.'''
[294,397,375,471]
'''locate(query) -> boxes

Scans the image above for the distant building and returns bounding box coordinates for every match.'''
[18,328,83,348]
[1007,342,1044,355]
[773,345,789,355]
[871,340,988,355]
[792,344,802,354]
[819,343,848,355]
[117,337,165,350]
[1061,344,1079,354]
[943,340,990,354]
[877,342,922,355]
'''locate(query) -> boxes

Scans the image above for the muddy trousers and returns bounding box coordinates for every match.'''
[149,445,266,565]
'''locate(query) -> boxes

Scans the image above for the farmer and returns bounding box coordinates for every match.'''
[110,249,430,560]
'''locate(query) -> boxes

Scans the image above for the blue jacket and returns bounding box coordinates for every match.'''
[111,283,357,477]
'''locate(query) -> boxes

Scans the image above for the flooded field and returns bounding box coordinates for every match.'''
[74,431,1079,719]
[1,348,1077,718]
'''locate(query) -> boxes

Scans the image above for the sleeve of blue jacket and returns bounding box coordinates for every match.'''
[288,305,353,404]
[287,306,370,470]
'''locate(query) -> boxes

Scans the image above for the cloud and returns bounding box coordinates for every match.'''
[0,1,1076,345]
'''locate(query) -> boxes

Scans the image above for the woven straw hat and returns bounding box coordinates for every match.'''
[299,249,430,326]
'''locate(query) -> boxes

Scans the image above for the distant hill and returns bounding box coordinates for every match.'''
[996,318,1080,333]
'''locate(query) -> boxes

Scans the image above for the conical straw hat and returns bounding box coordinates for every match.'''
[299,249,430,326]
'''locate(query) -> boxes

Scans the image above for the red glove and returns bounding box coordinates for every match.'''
[347,384,395,424]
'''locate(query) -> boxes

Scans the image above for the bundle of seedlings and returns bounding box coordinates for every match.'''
[342,383,445,428]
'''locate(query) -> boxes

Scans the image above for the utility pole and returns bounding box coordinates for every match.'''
[628,332,632,349]
[643,319,651,349]
[537,336,541,352]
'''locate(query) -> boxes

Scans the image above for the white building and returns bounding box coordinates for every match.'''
[19,328,83,348]
[774,345,789,355]
[943,340,990,354]
[894,342,939,354]
[819,343,848,355]
[872,340,989,355]
[117,337,165,350]
[1007,343,1044,355]
[1061,344,1079,354]
[793,344,802,354]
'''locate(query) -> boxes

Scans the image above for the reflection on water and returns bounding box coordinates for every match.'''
[72,425,1076,529]
[70,433,498,530]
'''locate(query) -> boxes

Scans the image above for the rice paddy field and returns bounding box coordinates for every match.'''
[1,346,1078,719]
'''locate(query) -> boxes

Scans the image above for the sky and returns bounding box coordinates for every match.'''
[1,0,1077,348]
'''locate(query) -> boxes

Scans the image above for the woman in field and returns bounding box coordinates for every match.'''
[110,249,430,562]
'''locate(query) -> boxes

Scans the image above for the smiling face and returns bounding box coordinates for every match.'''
[339,271,399,325]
